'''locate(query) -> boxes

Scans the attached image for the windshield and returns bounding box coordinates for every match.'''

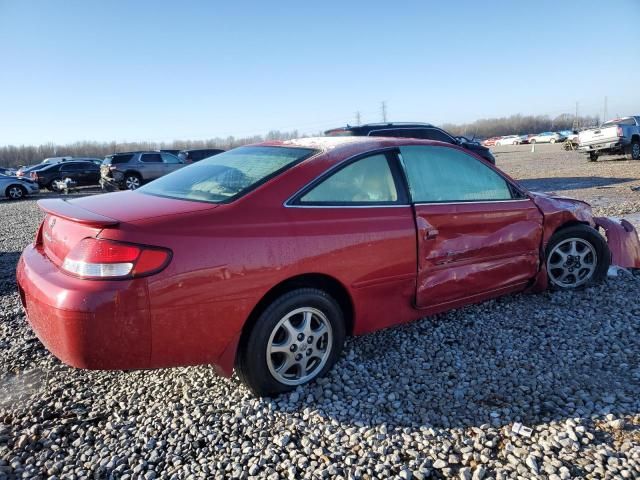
[139,145,316,203]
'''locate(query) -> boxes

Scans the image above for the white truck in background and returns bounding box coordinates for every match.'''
[578,116,640,161]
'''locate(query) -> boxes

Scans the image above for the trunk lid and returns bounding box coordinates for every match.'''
[38,192,218,266]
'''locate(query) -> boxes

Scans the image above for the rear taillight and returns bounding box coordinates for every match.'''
[617,126,623,137]
[30,172,38,180]
[61,238,171,279]
[109,165,117,171]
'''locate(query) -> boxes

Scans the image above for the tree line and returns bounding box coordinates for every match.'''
[0,113,602,167]
[0,129,302,168]
[441,113,599,139]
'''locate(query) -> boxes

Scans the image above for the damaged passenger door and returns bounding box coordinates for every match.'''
[398,145,543,309]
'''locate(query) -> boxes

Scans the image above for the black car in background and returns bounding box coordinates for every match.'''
[325,122,496,165]
[177,148,225,163]
[31,161,100,191]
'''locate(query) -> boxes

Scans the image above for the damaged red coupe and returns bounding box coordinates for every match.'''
[17,137,640,395]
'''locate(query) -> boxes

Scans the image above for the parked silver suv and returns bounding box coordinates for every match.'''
[100,151,185,190]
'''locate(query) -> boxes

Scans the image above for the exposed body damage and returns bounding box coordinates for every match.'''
[529,190,640,272]
[594,217,640,269]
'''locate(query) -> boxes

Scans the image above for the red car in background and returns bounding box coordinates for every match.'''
[17,137,640,396]
[482,137,501,147]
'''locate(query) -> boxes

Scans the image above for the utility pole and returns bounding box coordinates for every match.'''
[355,111,361,126]
[603,96,608,123]
[381,101,387,122]
[573,101,579,130]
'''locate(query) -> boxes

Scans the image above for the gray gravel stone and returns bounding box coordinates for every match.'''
[1,151,640,479]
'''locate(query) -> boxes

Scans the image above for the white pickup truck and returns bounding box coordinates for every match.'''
[578,116,640,161]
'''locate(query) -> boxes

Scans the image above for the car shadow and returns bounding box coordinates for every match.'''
[0,252,22,294]
[518,176,636,192]
[276,285,639,432]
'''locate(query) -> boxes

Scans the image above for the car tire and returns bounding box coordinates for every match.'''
[124,173,142,190]
[545,224,610,290]
[589,152,599,162]
[236,288,346,397]
[47,179,61,192]
[631,140,640,160]
[5,185,26,200]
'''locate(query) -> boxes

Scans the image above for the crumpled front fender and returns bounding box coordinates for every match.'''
[595,217,640,269]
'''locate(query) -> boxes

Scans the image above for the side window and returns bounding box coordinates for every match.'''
[161,153,181,164]
[61,163,82,172]
[423,128,455,144]
[298,154,399,204]
[400,146,513,202]
[141,153,162,163]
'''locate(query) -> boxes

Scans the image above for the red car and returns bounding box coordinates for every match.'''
[482,137,501,147]
[17,137,640,396]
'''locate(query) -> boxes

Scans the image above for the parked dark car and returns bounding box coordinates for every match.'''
[101,151,185,190]
[0,167,17,176]
[31,161,101,191]
[325,122,496,164]
[178,148,225,163]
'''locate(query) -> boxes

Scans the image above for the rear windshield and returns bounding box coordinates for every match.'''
[103,154,134,165]
[139,146,316,203]
[325,129,354,137]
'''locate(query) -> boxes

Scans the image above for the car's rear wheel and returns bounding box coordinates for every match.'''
[631,140,640,160]
[47,179,61,192]
[124,174,142,190]
[589,152,599,162]
[6,185,26,199]
[545,225,610,290]
[236,288,345,396]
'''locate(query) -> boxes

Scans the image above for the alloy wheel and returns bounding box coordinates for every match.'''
[266,307,333,386]
[8,186,23,199]
[546,237,597,288]
[125,176,141,190]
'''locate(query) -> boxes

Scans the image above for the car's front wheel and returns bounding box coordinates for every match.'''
[236,288,346,396]
[545,224,610,290]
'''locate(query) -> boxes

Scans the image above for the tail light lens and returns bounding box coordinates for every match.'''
[617,126,623,137]
[30,172,38,180]
[61,238,171,279]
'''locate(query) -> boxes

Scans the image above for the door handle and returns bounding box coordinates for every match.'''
[425,228,439,240]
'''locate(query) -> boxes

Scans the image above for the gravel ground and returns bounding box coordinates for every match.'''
[1,146,639,479]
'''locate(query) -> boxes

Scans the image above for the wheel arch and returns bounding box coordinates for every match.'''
[238,273,355,354]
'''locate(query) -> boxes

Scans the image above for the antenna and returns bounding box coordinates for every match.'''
[355,111,361,126]
[603,96,608,122]
[381,101,387,122]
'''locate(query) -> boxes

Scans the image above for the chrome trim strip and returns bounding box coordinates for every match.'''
[284,204,410,209]
[414,199,531,206]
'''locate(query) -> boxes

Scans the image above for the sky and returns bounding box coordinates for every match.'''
[0,0,639,145]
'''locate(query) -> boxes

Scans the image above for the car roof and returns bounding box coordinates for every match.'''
[258,136,455,158]
[325,122,435,135]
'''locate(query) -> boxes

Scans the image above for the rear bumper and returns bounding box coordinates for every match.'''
[16,244,243,375]
[595,217,640,269]
[17,244,153,369]
[578,140,622,153]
